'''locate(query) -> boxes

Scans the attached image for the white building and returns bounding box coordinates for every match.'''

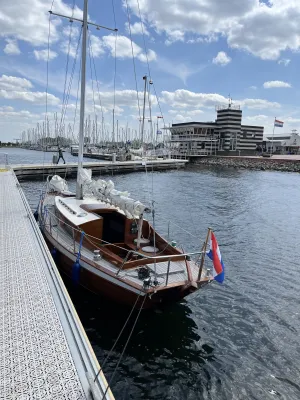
[168,103,264,156]
[264,131,300,154]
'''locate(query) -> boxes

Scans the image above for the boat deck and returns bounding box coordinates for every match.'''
[0,170,113,399]
[46,206,205,289]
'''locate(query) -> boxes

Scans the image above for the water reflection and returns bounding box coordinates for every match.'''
[65,278,217,400]
[20,158,300,400]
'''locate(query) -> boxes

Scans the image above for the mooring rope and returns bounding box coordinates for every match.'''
[94,289,144,384]
[100,293,148,399]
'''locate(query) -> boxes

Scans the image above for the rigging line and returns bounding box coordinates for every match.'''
[46,205,201,254]
[158,214,199,239]
[135,0,166,132]
[60,0,76,137]
[87,30,97,121]
[89,34,105,138]
[44,0,55,180]
[147,80,155,161]
[101,293,148,400]
[46,209,181,261]
[124,0,141,122]
[59,27,82,135]
[183,190,199,238]
[59,26,82,137]
[152,82,166,129]
[147,81,156,231]
[94,289,143,383]
[46,210,140,253]
[45,0,55,120]
[136,0,151,79]
[111,0,118,138]
[71,59,81,140]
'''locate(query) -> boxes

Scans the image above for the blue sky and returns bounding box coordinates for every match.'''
[1,0,300,142]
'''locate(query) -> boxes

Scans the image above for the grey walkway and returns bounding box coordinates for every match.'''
[11,159,187,181]
[0,170,113,399]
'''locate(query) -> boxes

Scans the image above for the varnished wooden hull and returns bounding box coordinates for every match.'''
[44,232,207,310]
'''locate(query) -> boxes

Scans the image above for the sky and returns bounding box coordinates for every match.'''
[1,0,300,142]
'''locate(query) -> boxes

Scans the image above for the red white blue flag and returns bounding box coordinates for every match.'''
[274,119,284,128]
[206,231,225,283]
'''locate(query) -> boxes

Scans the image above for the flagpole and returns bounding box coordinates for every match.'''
[198,228,211,281]
[271,117,276,156]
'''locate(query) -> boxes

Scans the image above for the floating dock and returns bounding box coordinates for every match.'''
[0,169,114,399]
[70,151,120,161]
[12,158,187,180]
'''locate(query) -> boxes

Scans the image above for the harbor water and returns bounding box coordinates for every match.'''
[6,148,300,399]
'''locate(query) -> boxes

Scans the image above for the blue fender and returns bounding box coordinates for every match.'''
[72,261,81,284]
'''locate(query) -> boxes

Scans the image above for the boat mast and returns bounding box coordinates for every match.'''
[76,0,88,199]
[49,1,117,198]
[141,75,147,157]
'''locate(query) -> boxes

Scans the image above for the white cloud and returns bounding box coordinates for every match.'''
[4,39,21,55]
[102,35,156,62]
[187,34,218,44]
[160,89,281,110]
[165,30,185,46]
[60,39,80,59]
[243,115,269,122]
[0,108,39,119]
[212,51,231,66]
[169,109,204,122]
[138,49,156,62]
[160,90,228,108]
[0,89,60,105]
[156,57,205,84]
[0,75,32,90]
[0,75,59,105]
[170,114,192,123]
[263,81,291,89]
[127,0,300,60]
[278,59,291,66]
[0,0,83,46]
[0,106,14,112]
[240,98,281,109]
[226,3,300,60]
[33,49,58,61]
[90,35,105,58]
[250,86,257,90]
[125,21,149,36]
[86,89,157,111]
[285,117,300,124]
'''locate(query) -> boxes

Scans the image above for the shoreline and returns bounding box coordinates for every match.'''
[192,156,300,173]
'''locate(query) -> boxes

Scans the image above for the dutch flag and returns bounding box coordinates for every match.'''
[206,231,225,283]
[274,119,284,128]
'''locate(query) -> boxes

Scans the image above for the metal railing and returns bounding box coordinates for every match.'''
[42,207,206,285]
[170,134,219,142]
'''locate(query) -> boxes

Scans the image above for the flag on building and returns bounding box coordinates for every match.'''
[274,119,284,128]
[206,231,225,283]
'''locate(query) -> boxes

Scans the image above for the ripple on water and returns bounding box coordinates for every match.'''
[19,155,300,400]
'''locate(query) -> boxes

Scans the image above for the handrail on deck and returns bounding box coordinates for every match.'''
[43,206,206,285]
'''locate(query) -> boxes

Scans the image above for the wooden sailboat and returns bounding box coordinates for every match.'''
[39,0,216,309]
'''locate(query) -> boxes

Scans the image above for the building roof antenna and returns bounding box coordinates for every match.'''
[228,94,232,108]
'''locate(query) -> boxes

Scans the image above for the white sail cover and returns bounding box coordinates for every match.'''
[48,175,69,192]
[78,168,149,218]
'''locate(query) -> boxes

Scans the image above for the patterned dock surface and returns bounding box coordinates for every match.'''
[0,170,113,400]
